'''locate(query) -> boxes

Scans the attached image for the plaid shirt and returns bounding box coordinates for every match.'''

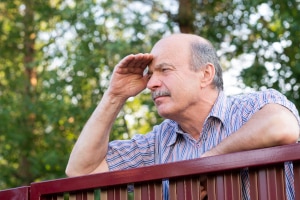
[107,89,300,199]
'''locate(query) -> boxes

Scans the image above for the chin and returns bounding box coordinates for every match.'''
[156,104,177,118]
[157,109,173,119]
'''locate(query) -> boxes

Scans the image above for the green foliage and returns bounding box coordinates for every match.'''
[0,0,167,189]
[238,0,300,109]
[0,0,299,190]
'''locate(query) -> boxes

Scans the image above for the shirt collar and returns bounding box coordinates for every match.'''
[165,120,183,146]
[208,91,229,124]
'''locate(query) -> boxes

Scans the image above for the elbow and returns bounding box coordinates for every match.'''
[277,127,299,145]
[271,108,300,145]
[65,159,109,177]
[65,164,77,177]
[65,161,83,177]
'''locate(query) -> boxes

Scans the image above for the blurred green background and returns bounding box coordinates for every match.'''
[0,0,299,189]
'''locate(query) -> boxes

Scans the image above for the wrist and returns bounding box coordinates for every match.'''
[104,90,128,105]
[202,147,222,158]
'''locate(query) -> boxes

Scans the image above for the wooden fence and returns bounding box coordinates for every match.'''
[1,143,300,200]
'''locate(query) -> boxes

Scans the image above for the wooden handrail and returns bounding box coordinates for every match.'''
[31,143,300,192]
[0,186,30,200]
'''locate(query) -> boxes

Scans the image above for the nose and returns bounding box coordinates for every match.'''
[146,73,162,91]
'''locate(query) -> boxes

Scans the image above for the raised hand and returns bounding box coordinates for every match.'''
[107,53,153,101]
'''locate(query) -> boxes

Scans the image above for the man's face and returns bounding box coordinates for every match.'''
[147,38,203,119]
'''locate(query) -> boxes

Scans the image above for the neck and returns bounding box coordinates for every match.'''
[176,89,220,140]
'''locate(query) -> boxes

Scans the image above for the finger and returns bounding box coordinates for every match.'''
[200,186,207,200]
[128,53,153,69]
[115,54,136,69]
[117,54,153,75]
[200,190,207,200]
[116,54,151,69]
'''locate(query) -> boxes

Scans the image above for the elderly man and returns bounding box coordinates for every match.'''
[66,34,300,199]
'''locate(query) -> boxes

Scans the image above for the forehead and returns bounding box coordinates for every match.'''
[149,36,191,69]
[151,35,191,54]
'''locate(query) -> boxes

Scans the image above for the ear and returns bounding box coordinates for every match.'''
[199,63,215,88]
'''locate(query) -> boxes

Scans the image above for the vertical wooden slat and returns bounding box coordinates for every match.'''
[183,178,193,200]
[169,176,205,200]
[155,182,163,200]
[87,190,95,200]
[176,179,185,200]
[69,191,93,200]
[232,172,242,200]
[181,177,202,200]
[120,186,128,200]
[191,177,200,200]
[250,166,286,200]
[133,182,162,200]
[276,166,286,200]
[169,180,177,199]
[206,176,216,200]
[224,172,241,200]
[107,188,115,200]
[272,166,286,200]
[258,169,268,200]
[216,175,225,200]
[100,188,108,200]
[224,173,233,200]
[294,161,300,200]
[101,187,128,200]
[57,194,65,200]
[83,191,88,200]
[249,169,258,200]
[69,192,81,200]
[114,188,120,200]
[140,184,149,200]
[69,193,76,200]
[148,182,162,200]
[266,167,278,200]
[134,184,141,200]
[78,192,83,200]
[148,183,155,199]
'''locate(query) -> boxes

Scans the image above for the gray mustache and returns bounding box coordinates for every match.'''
[152,90,171,100]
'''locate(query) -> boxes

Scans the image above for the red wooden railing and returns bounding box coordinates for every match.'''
[0,186,30,200]
[1,143,300,200]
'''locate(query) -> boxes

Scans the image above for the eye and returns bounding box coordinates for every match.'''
[161,67,169,72]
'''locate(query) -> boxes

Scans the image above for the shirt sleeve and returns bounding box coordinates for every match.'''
[106,132,156,171]
[241,89,300,126]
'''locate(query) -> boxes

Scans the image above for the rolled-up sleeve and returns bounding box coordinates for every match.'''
[106,132,156,171]
[241,89,300,127]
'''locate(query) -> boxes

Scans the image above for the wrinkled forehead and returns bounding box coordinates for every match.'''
[149,36,192,68]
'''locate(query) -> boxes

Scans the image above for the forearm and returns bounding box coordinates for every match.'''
[66,91,126,176]
[65,54,153,176]
[203,104,299,157]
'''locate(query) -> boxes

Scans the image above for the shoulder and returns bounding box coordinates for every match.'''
[228,89,286,105]
[224,89,290,119]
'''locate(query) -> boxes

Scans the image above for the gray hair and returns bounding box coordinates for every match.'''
[190,41,223,91]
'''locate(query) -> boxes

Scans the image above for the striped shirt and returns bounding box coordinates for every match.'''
[107,89,300,199]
